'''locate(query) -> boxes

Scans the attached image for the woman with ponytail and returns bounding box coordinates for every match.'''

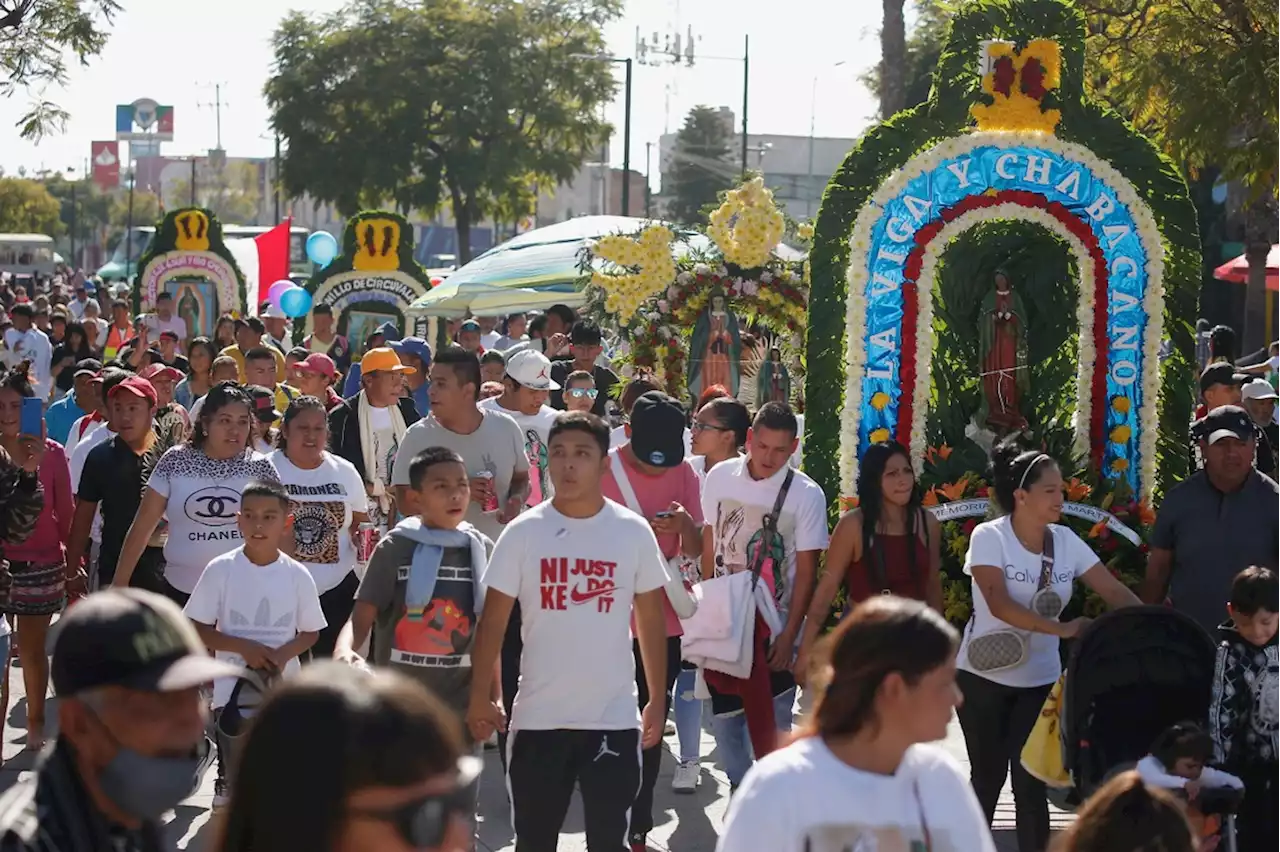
[957,437,1140,852]
[795,441,943,679]
[718,596,994,852]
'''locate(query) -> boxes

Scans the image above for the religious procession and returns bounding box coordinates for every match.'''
[0,0,1275,850]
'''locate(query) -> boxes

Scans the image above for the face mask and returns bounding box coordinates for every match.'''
[89,709,209,821]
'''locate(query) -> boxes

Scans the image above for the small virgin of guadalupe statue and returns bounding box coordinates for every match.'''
[756,346,791,406]
[977,269,1030,432]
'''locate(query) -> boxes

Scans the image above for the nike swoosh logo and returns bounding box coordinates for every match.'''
[569,584,616,604]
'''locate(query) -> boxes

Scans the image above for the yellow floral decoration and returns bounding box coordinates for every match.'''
[708,177,786,270]
[1109,425,1132,444]
[869,427,891,444]
[870,392,890,410]
[969,39,1062,134]
[591,225,676,323]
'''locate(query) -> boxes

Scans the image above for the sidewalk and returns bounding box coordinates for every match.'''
[0,665,1069,851]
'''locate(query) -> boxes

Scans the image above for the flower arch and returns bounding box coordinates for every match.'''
[803,0,1201,511]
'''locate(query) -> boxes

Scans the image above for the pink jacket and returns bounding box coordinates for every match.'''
[6,439,72,564]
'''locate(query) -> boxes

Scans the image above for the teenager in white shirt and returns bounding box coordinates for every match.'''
[2,304,52,402]
[476,348,559,506]
[720,596,994,852]
[957,440,1140,852]
[466,411,670,852]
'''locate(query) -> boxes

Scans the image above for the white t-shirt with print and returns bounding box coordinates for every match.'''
[718,738,996,852]
[700,456,830,620]
[143,314,188,342]
[477,397,557,506]
[482,499,670,732]
[958,517,1100,688]
[183,548,327,707]
[268,451,369,594]
[147,445,281,593]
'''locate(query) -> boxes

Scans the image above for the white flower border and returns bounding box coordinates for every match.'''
[842,130,1165,500]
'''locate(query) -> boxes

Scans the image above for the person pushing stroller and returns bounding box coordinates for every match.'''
[1209,566,1278,851]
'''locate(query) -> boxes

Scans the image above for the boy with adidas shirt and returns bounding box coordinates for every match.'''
[467,411,670,852]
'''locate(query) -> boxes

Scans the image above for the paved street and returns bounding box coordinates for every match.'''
[0,658,1069,851]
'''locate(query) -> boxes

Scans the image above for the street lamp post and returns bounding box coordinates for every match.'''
[807,61,846,219]
[125,167,136,284]
[741,35,750,179]
[66,167,77,272]
[573,53,633,216]
[644,141,653,218]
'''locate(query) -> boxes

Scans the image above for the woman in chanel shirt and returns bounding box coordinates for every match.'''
[956,439,1139,852]
[112,382,279,605]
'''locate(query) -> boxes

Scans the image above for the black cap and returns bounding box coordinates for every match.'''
[73,358,103,378]
[1193,404,1255,445]
[50,588,240,696]
[629,391,686,467]
[245,385,281,422]
[1200,362,1249,393]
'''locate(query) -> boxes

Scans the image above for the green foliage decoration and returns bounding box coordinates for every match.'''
[132,207,248,316]
[804,0,1201,523]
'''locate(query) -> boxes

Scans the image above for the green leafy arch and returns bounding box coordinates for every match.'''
[804,0,1200,512]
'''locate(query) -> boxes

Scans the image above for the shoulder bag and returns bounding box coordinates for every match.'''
[966,527,1066,674]
[609,452,698,619]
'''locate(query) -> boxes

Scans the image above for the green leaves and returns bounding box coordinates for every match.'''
[665,106,737,227]
[0,177,63,234]
[266,0,621,262]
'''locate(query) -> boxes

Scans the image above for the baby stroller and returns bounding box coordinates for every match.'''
[1056,606,1240,850]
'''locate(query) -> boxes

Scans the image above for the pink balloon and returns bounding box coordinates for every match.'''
[267,279,293,308]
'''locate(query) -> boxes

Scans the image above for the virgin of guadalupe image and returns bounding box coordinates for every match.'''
[688,291,742,399]
[977,269,1031,433]
[756,346,792,406]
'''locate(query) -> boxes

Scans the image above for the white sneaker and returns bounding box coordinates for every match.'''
[671,759,699,793]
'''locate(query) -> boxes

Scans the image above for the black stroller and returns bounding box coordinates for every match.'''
[1054,606,1240,849]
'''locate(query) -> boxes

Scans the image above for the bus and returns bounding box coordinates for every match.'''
[0,234,58,279]
[97,224,313,281]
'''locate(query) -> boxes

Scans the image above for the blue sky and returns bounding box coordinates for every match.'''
[0,0,886,178]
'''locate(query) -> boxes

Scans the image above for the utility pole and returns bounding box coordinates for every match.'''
[741,35,750,178]
[66,167,77,271]
[273,133,282,223]
[621,57,632,216]
[125,166,136,283]
[190,158,197,206]
[644,142,653,218]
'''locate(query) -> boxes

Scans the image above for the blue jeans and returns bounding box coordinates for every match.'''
[672,667,702,762]
[710,687,795,786]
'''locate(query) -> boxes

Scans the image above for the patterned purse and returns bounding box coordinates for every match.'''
[967,529,1060,674]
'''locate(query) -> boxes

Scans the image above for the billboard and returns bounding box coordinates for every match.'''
[115,98,174,141]
[90,141,120,190]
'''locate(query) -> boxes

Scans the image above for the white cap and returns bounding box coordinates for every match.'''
[505,349,560,391]
[1242,378,1278,402]
[258,303,288,320]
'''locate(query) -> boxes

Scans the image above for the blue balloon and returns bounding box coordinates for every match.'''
[279,286,313,318]
[305,231,339,267]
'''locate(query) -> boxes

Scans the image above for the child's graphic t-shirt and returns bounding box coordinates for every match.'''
[183,548,327,707]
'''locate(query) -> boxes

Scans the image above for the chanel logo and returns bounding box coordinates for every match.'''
[184,486,241,526]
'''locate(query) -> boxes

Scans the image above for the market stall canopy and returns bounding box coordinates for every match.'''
[438,215,711,292]
[1214,245,1279,292]
[407,278,585,318]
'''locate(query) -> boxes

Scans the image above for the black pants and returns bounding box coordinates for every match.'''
[1236,761,1278,851]
[497,604,523,774]
[630,635,681,841]
[956,669,1052,852]
[507,727,640,852]
[311,571,359,660]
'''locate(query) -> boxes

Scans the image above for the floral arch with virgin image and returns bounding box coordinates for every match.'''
[803,0,1202,622]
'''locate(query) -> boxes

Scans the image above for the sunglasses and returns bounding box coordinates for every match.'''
[568,388,599,399]
[349,757,481,848]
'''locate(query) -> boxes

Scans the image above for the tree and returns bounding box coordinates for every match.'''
[664,106,735,227]
[107,189,161,233]
[879,0,908,117]
[167,161,263,224]
[265,0,620,264]
[0,177,62,233]
[862,0,950,111]
[0,0,120,139]
[1082,0,1279,351]
[40,173,111,265]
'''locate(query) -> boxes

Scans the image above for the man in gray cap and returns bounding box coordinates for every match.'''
[0,589,238,851]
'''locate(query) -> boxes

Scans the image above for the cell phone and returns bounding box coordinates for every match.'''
[654,511,674,519]
[19,397,42,439]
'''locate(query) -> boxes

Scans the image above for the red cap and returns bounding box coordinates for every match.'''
[108,375,158,407]
[139,363,183,383]
[294,352,338,380]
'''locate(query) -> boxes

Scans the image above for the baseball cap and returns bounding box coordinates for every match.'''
[245,385,281,422]
[1242,378,1278,402]
[1194,404,1255,445]
[108,375,158,407]
[159,329,180,342]
[459,319,481,333]
[295,352,338,380]
[258,303,287,320]
[377,321,402,343]
[139,363,183,383]
[390,337,431,366]
[361,346,415,375]
[73,358,103,379]
[629,391,686,467]
[1200,362,1249,393]
[505,349,559,391]
[50,588,241,695]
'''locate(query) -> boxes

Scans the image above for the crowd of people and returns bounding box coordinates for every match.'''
[0,271,1273,852]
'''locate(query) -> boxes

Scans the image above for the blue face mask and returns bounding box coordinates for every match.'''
[89,709,210,821]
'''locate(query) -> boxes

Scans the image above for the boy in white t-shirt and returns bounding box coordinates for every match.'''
[466,411,671,852]
[183,479,327,807]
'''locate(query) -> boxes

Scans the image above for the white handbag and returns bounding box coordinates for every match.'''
[609,452,699,619]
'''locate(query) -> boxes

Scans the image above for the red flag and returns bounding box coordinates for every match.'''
[254,219,292,292]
